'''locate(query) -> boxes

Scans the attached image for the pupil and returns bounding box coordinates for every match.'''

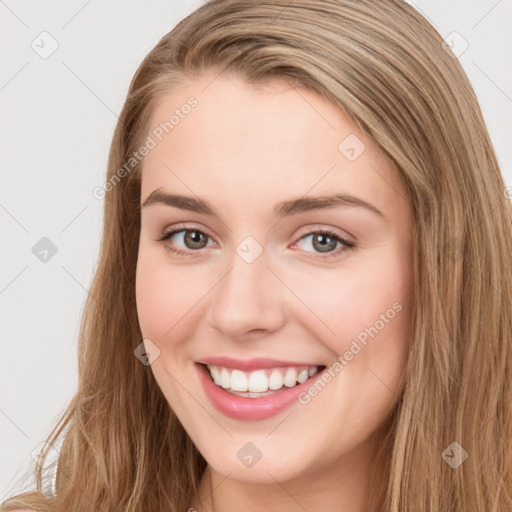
[186,231,206,248]
[314,234,335,253]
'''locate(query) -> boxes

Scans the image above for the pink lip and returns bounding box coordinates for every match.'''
[197,356,323,371]
[195,362,326,421]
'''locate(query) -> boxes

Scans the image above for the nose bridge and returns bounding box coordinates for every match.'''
[206,238,284,337]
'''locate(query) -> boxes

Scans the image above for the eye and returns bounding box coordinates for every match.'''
[294,229,355,259]
[156,228,214,256]
[156,226,356,259]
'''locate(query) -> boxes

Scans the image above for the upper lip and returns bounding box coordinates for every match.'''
[196,356,325,371]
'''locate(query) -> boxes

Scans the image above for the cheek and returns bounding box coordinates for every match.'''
[290,252,412,375]
[135,251,209,345]
[297,268,409,339]
[292,263,411,445]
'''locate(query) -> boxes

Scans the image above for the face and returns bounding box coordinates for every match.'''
[135,74,414,486]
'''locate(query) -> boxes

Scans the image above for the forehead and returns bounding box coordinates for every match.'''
[140,75,407,221]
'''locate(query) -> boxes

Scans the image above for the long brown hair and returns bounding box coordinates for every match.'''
[3,1,512,510]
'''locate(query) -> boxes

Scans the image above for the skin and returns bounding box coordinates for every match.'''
[135,73,414,512]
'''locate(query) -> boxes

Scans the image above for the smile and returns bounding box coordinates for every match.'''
[206,364,322,397]
[195,362,327,421]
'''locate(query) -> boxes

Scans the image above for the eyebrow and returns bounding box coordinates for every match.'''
[141,188,385,219]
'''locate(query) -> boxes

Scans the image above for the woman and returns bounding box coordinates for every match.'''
[3,0,512,511]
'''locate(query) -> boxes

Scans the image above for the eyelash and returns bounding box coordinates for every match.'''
[156,226,356,260]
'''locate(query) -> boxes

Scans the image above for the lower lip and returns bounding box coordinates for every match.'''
[195,362,325,421]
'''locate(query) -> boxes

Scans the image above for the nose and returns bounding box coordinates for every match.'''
[205,246,286,340]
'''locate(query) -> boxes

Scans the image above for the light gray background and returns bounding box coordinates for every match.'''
[1,0,511,501]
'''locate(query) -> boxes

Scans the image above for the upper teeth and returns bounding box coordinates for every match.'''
[206,365,320,392]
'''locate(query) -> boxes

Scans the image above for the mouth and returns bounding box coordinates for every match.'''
[195,361,328,421]
[202,363,326,398]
